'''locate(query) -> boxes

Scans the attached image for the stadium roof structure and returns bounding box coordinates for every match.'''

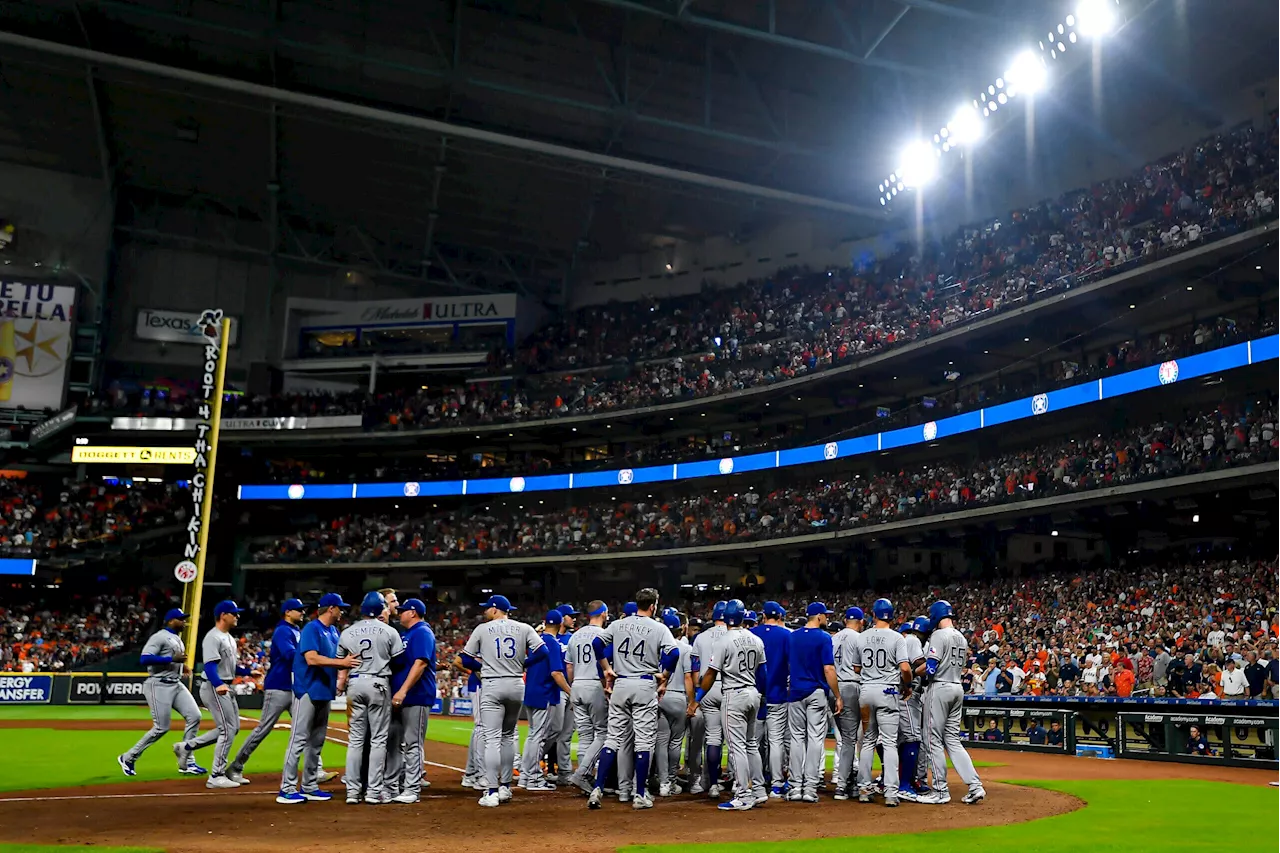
[0,0,1273,304]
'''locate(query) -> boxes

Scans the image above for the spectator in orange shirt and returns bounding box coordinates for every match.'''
[1113,666,1135,697]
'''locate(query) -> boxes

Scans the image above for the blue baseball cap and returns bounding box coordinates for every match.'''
[557,604,580,616]
[480,594,514,612]
[806,601,833,617]
[163,608,189,622]
[623,601,638,616]
[545,610,563,625]
[213,600,244,618]
[744,610,758,624]
[399,598,427,617]
[281,598,306,614]
[317,592,350,609]
[762,601,785,618]
[845,606,865,621]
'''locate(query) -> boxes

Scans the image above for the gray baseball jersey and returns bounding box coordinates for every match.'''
[201,627,237,683]
[858,626,908,685]
[464,618,543,678]
[832,628,863,682]
[667,638,692,696]
[141,629,186,682]
[925,626,969,683]
[690,623,727,674]
[598,615,677,677]
[338,618,405,678]
[903,634,925,673]
[707,628,766,690]
[566,624,606,682]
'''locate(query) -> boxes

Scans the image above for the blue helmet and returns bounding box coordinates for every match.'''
[711,600,728,622]
[928,600,953,627]
[898,621,912,634]
[911,616,931,635]
[872,598,894,622]
[360,590,386,617]
[661,607,682,631]
[723,599,746,627]
[623,601,638,616]
[744,610,758,625]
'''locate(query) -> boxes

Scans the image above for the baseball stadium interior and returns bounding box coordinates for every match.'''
[0,0,1277,849]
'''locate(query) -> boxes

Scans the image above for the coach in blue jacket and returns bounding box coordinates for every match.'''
[390,598,438,803]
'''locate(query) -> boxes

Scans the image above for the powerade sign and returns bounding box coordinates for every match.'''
[450,698,473,716]
[0,674,52,703]
[68,673,149,703]
[136,308,240,347]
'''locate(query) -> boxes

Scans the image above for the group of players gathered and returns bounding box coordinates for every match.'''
[459,588,984,811]
[113,585,985,811]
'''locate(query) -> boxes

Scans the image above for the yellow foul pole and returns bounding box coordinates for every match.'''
[181,313,231,655]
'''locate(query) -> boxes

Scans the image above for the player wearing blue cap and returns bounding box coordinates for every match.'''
[336,591,406,804]
[751,601,791,798]
[686,600,728,795]
[277,593,360,804]
[118,608,204,777]
[855,598,911,806]
[831,606,865,799]
[566,601,609,794]
[551,604,579,783]
[462,594,548,807]
[177,600,256,789]
[919,600,985,805]
[520,610,571,791]
[390,598,437,803]
[894,617,929,801]
[224,598,309,783]
[786,602,841,801]
[655,608,691,795]
[699,600,769,810]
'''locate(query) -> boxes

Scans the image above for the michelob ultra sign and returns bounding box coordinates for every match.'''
[0,280,76,411]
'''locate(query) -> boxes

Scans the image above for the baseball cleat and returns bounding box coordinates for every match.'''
[206,775,240,789]
[884,796,899,807]
[301,789,332,801]
[524,781,557,792]
[707,784,722,799]
[346,797,361,805]
[718,797,754,811]
[478,792,501,808]
[657,782,672,797]
[632,794,654,810]
[276,791,307,805]
[172,742,190,770]
[317,770,339,784]
[897,790,920,803]
[917,791,951,805]
[752,792,770,807]
[769,784,786,800]
[802,792,819,803]
[786,790,803,802]
[497,785,513,803]
[587,789,603,810]
[184,762,209,776]
[857,789,873,804]
[617,791,632,803]
[391,793,419,804]
[461,776,479,789]
[689,781,706,795]
[962,786,986,805]
[364,794,386,805]
[226,771,250,785]
[117,755,137,777]
[556,774,574,786]
[422,780,431,789]
[833,789,850,801]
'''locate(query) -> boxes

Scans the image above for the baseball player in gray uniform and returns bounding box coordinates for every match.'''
[855,598,911,806]
[919,600,986,805]
[519,610,570,791]
[118,608,205,777]
[699,600,768,811]
[895,617,929,801]
[655,608,690,796]
[831,606,864,799]
[225,598,308,784]
[566,601,609,793]
[687,600,727,796]
[461,593,546,807]
[176,600,250,789]
[336,591,405,804]
[552,603,579,783]
[587,587,679,810]
[458,662,484,788]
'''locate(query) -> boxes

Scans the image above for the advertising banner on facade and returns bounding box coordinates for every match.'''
[0,279,75,411]
[136,308,240,346]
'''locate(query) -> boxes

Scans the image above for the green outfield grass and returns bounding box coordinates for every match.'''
[623,779,1277,853]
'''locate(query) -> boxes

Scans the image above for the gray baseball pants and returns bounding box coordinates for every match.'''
[190,682,239,777]
[656,690,688,787]
[787,690,827,796]
[280,694,329,795]
[857,686,901,797]
[762,702,789,786]
[924,682,982,795]
[604,678,659,792]
[384,708,405,796]
[478,677,523,790]
[345,676,392,800]
[570,681,608,780]
[123,678,202,763]
[723,687,765,802]
[555,693,575,778]
[834,682,862,791]
[399,704,430,798]
[229,688,292,774]
[521,704,561,786]
[465,687,482,780]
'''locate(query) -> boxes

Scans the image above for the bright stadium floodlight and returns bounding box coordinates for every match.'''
[949,105,983,146]
[1076,0,1118,37]
[897,140,938,188]
[1006,50,1048,96]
